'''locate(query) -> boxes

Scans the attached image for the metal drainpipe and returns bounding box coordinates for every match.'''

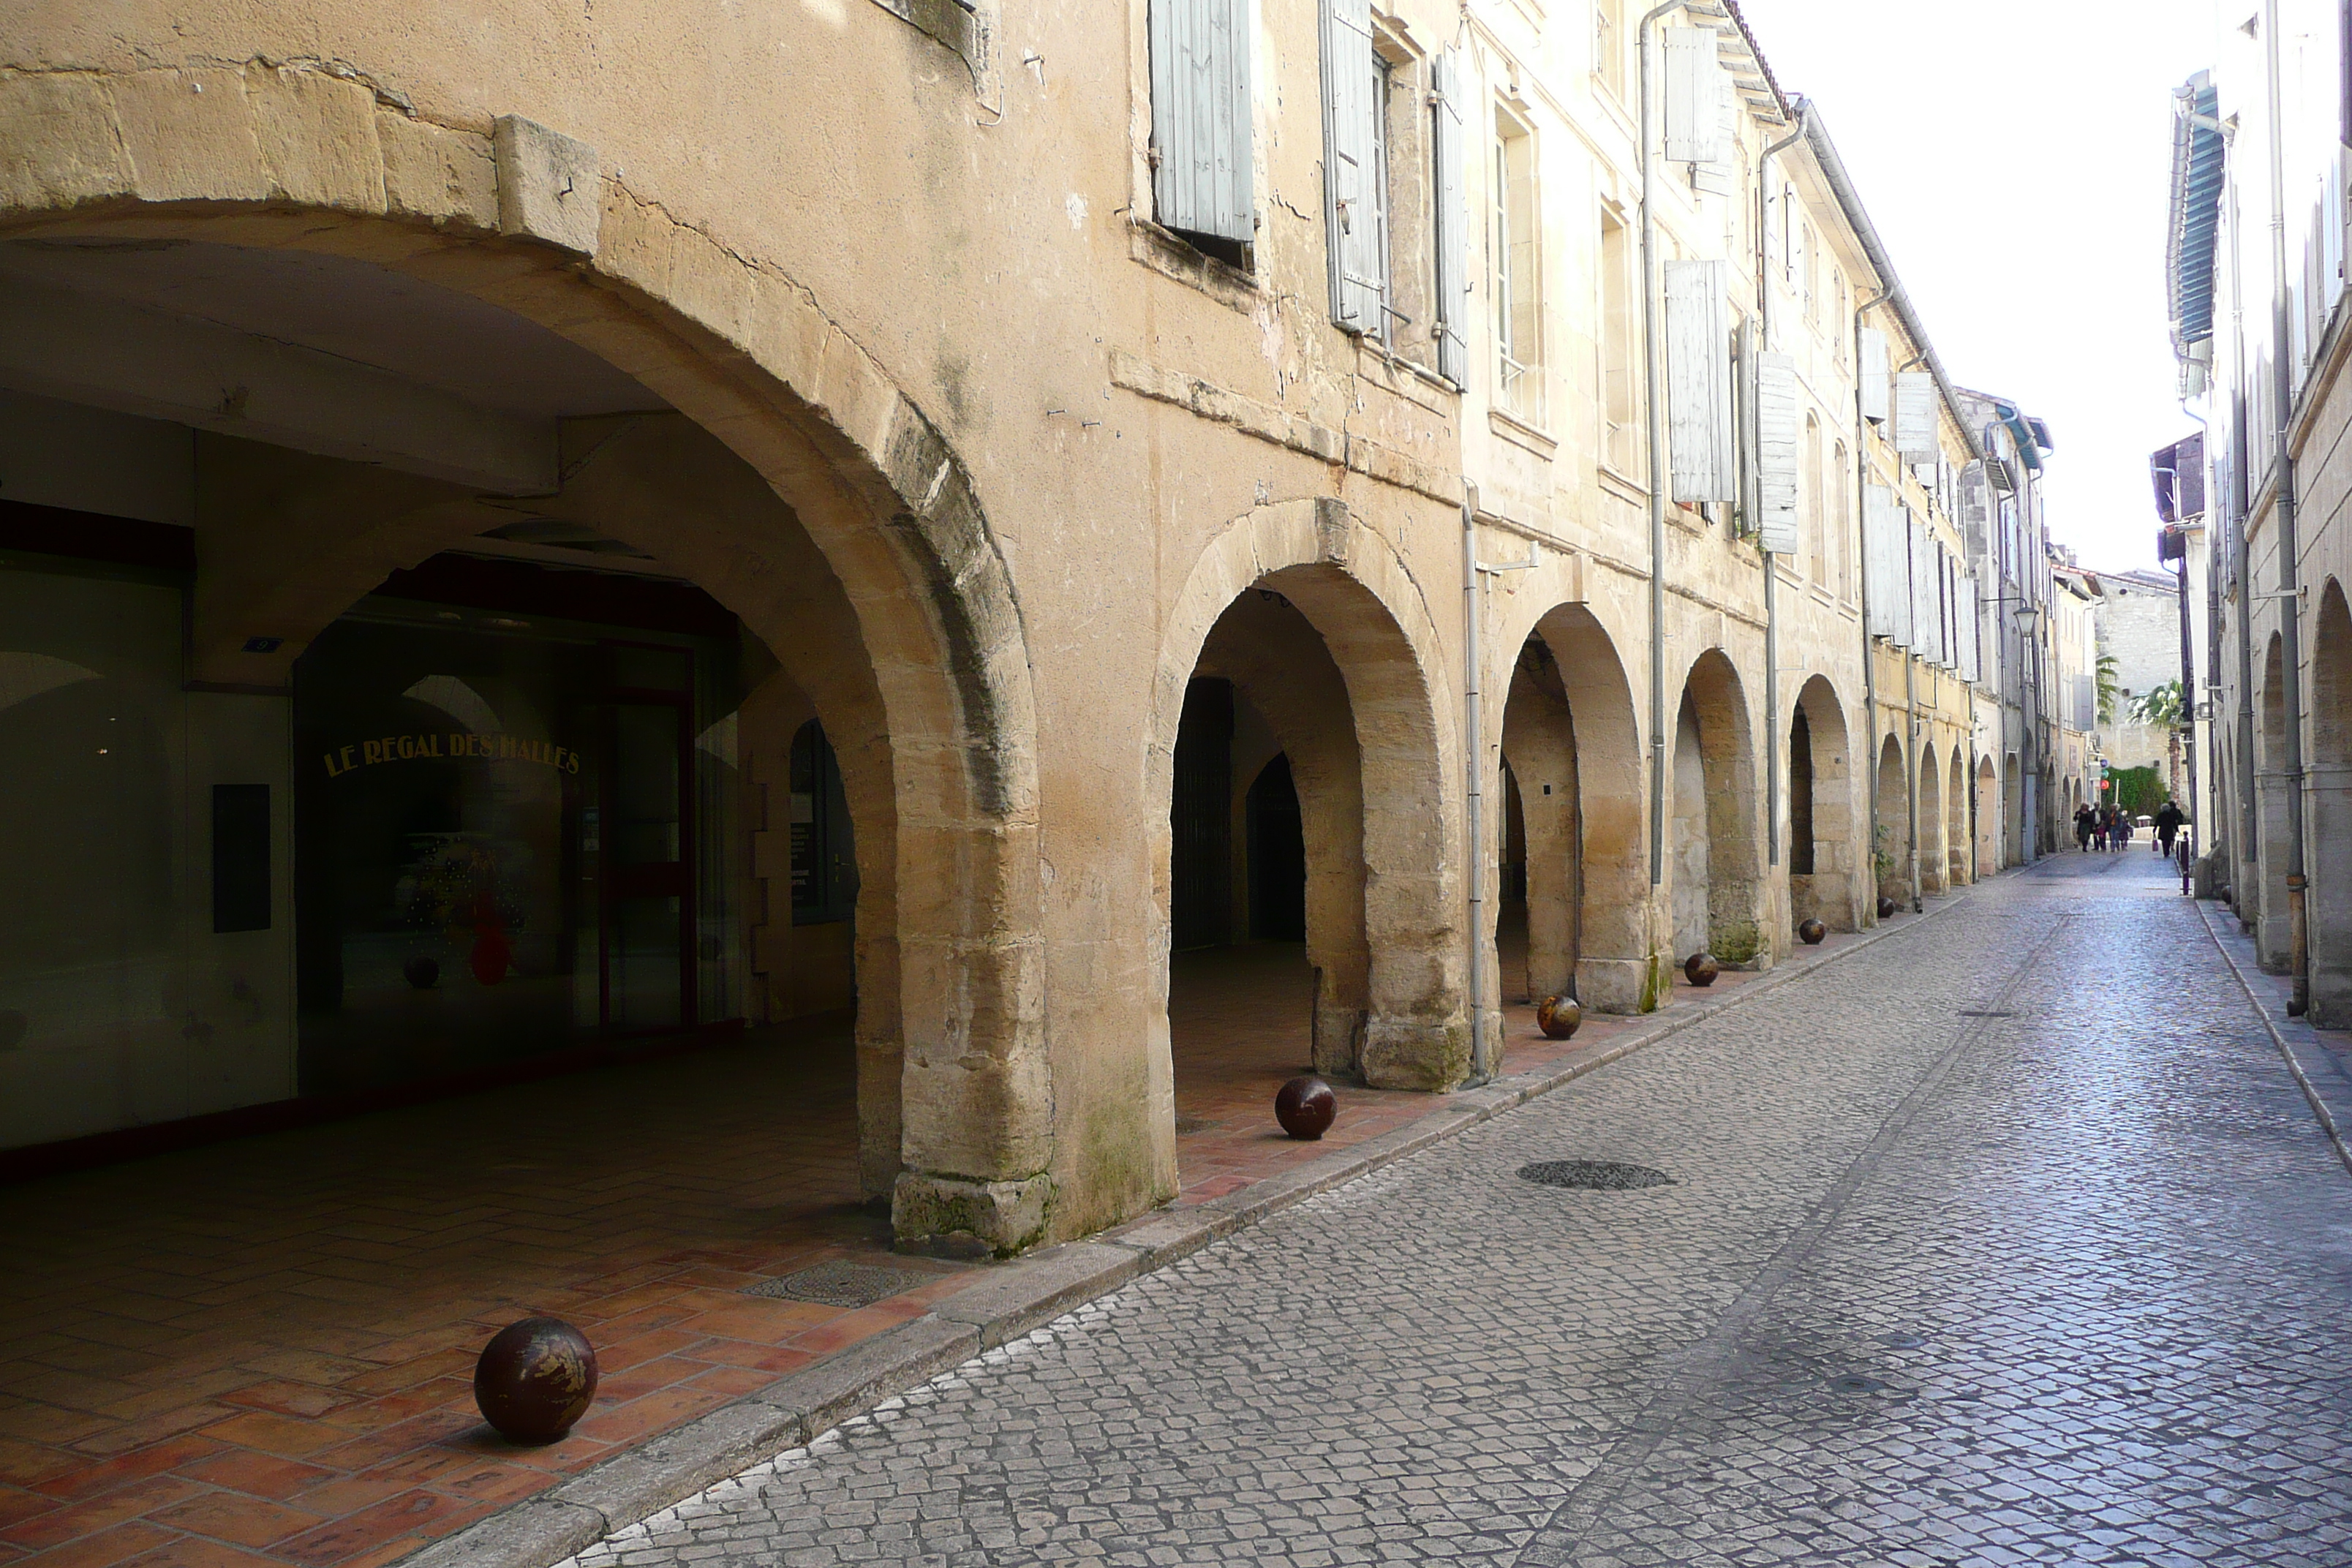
[2176,398,2210,896]
[2261,0,2311,1013]
[1853,286,1891,894]
[1904,521,1922,911]
[1757,110,1807,887]
[2235,423,2260,923]
[1638,0,1682,906]
[1461,483,1488,1082]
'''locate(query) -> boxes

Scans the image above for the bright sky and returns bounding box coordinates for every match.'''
[1735,0,2219,574]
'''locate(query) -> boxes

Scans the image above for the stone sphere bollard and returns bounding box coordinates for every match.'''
[1536,995,1582,1040]
[403,955,440,990]
[1684,952,1720,987]
[1877,895,1899,920]
[1274,1076,1337,1140]
[475,1318,598,1444]
[1797,919,1828,946]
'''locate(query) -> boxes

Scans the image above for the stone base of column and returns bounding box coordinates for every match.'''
[893,1171,1055,1257]
[1576,957,1654,1015]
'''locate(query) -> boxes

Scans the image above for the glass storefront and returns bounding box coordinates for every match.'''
[293,585,743,1096]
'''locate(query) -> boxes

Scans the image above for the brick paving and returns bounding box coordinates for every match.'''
[571,853,2352,1567]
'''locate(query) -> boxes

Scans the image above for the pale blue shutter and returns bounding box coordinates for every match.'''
[1863,483,1899,641]
[1320,0,1376,329]
[1433,49,1469,382]
[1665,260,1734,501]
[1858,327,1889,423]
[1893,372,1937,461]
[1150,0,1254,246]
[1662,29,1720,163]
[1754,350,1801,552]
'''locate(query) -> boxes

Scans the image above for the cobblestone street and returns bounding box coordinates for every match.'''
[573,853,2352,1567]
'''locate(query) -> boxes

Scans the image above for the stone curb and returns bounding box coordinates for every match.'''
[396,879,1983,1568]
[2193,900,2352,1178]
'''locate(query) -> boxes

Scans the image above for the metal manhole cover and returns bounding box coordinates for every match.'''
[1517,1160,1675,1191]
[744,1260,938,1307]
[1827,1374,1889,1394]
[1880,1333,1926,1349]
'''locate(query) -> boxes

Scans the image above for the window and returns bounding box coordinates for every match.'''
[1147,0,1254,268]
[1803,413,1825,581]
[1833,440,1851,597]
[1596,0,1628,102]
[1495,109,1542,421]
[1367,52,1395,339]
[1599,207,1637,471]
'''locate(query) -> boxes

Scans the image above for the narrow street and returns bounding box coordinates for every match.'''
[575,854,2352,1568]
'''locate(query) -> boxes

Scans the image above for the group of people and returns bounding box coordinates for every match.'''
[2073,799,2186,857]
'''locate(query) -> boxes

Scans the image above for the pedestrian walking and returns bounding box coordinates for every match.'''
[2074,804,2094,851]
[2093,807,2108,852]
[2114,811,2132,851]
[2155,799,2184,859]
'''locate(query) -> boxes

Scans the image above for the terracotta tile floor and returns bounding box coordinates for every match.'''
[2,921,1904,1566]
[0,1026,973,1568]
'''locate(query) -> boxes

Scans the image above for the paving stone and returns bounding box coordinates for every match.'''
[570,854,2352,1567]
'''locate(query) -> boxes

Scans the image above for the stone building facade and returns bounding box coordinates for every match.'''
[2172,6,2352,1023]
[0,0,2062,1248]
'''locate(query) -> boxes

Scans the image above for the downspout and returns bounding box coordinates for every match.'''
[2261,0,2311,1012]
[1904,519,1922,911]
[1462,484,1486,1079]
[1638,1,1684,905]
[1758,108,1809,888]
[1854,285,1890,895]
[2176,398,2209,896]
[2235,408,2259,921]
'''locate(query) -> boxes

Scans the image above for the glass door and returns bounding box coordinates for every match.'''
[599,644,695,1033]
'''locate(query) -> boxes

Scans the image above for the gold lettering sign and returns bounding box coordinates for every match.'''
[321,733,580,778]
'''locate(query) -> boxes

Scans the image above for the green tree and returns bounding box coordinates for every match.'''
[2095,650,2122,725]
[2131,678,2188,805]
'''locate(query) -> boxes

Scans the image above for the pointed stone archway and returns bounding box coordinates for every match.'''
[1787,675,1859,932]
[2310,581,2352,1025]
[1670,650,1763,968]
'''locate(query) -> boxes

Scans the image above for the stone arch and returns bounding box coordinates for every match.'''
[2310,581,2352,1024]
[2260,631,2292,971]
[1918,742,1945,894]
[1670,649,1763,965]
[0,82,1049,1246]
[1148,499,1464,1099]
[1493,603,1649,1017]
[1787,674,1858,932]
[1975,755,1999,873]
[1878,735,1909,906]
[1948,745,1969,886]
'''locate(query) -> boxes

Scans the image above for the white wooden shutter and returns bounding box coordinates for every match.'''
[1431,49,1468,383]
[1893,371,1937,461]
[1319,0,1377,330]
[1858,327,1890,423]
[1755,350,1801,553]
[1692,72,1738,196]
[1662,29,1722,165]
[1864,483,1901,641]
[1666,259,1735,502]
[1959,572,1982,682]
[1149,0,1254,245]
[1910,515,1938,658]
[1784,187,1804,284]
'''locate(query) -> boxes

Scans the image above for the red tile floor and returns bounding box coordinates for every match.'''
[1,921,1887,1566]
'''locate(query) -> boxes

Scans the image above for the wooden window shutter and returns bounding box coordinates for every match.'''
[1662,29,1721,164]
[1754,350,1801,553]
[1858,327,1890,423]
[1665,259,1735,502]
[1149,0,1254,246]
[1319,0,1378,330]
[1692,71,1738,196]
[1863,483,1901,642]
[1910,515,1937,657]
[1893,371,1937,461]
[1432,48,1469,383]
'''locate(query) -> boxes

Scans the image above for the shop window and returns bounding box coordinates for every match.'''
[790,720,858,926]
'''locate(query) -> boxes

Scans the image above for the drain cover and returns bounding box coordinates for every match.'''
[744,1260,938,1307]
[1956,1009,2014,1018]
[1880,1333,1926,1349]
[1826,1374,1888,1394]
[1517,1160,1675,1191]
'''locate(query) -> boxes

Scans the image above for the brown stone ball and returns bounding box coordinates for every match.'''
[1274,1075,1337,1140]
[1536,995,1582,1040]
[1877,895,1899,920]
[1797,919,1828,946]
[475,1318,598,1444]
[1684,952,1720,987]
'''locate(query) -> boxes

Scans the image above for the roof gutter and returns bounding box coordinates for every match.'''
[1795,99,1983,465]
